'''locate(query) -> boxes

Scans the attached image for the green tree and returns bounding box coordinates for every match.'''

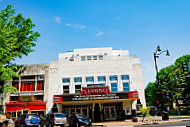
[0,5,40,94]
[145,54,190,110]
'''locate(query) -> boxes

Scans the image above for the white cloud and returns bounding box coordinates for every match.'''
[65,23,86,29]
[66,23,72,27]
[96,32,104,37]
[54,16,61,23]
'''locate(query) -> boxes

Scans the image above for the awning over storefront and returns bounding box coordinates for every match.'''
[53,86,139,103]
[6,102,46,112]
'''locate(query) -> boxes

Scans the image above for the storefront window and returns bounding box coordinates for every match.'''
[111,83,117,92]
[11,112,16,117]
[123,82,130,91]
[63,85,69,94]
[121,75,129,80]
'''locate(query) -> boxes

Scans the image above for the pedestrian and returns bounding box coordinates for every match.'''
[68,113,79,127]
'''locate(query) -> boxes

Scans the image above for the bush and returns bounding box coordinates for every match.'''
[139,107,150,117]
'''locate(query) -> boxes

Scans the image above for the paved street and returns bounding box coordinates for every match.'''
[134,120,190,127]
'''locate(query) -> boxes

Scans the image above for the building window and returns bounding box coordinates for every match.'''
[75,85,81,93]
[63,86,69,94]
[87,56,91,61]
[123,82,130,91]
[110,76,118,82]
[81,56,85,61]
[36,81,44,91]
[98,84,105,86]
[86,77,94,83]
[20,81,35,91]
[93,56,97,60]
[10,96,18,102]
[62,78,70,83]
[121,75,129,80]
[98,76,106,82]
[99,56,103,60]
[111,83,117,92]
[74,77,82,83]
[12,82,19,91]
[36,95,43,101]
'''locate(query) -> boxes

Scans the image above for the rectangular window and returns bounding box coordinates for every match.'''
[62,78,70,83]
[98,76,106,82]
[93,56,97,60]
[21,76,35,80]
[87,56,91,61]
[35,95,43,101]
[20,81,35,91]
[110,76,118,81]
[63,86,69,94]
[86,77,94,83]
[36,81,44,91]
[111,83,117,92]
[74,77,82,83]
[123,82,130,91]
[75,85,81,93]
[10,96,18,102]
[12,82,19,91]
[99,56,103,60]
[121,75,129,80]
[81,56,85,61]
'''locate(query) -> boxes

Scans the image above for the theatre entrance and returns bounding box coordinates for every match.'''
[94,103,101,122]
[104,106,117,120]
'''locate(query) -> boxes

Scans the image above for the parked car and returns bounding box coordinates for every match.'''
[45,113,67,127]
[15,115,25,127]
[76,114,92,127]
[15,114,40,127]
[148,106,158,116]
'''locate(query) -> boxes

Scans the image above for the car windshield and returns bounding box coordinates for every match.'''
[55,114,66,118]
[28,114,38,119]
[76,115,87,119]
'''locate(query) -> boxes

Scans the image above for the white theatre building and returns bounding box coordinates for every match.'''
[47,47,146,121]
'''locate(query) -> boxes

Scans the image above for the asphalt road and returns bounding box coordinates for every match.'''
[134,120,190,127]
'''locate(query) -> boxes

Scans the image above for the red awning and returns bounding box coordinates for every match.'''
[6,102,46,112]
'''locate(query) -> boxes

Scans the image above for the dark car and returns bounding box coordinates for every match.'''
[15,115,26,127]
[76,114,92,127]
[15,114,40,127]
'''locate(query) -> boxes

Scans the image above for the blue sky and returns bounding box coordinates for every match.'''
[1,0,190,88]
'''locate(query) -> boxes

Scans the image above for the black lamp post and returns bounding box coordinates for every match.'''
[153,45,170,108]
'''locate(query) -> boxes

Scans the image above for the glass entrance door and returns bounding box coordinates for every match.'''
[104,106,117,120]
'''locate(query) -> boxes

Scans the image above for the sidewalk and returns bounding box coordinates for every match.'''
[92,119,183,127]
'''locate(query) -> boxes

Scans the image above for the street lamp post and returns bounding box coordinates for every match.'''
[153,45,170,109]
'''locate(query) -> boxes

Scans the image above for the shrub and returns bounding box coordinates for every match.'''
[139,107,150,117]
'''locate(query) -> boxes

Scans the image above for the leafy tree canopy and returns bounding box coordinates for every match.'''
[0,5,40,93]
[145,54,190,107]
